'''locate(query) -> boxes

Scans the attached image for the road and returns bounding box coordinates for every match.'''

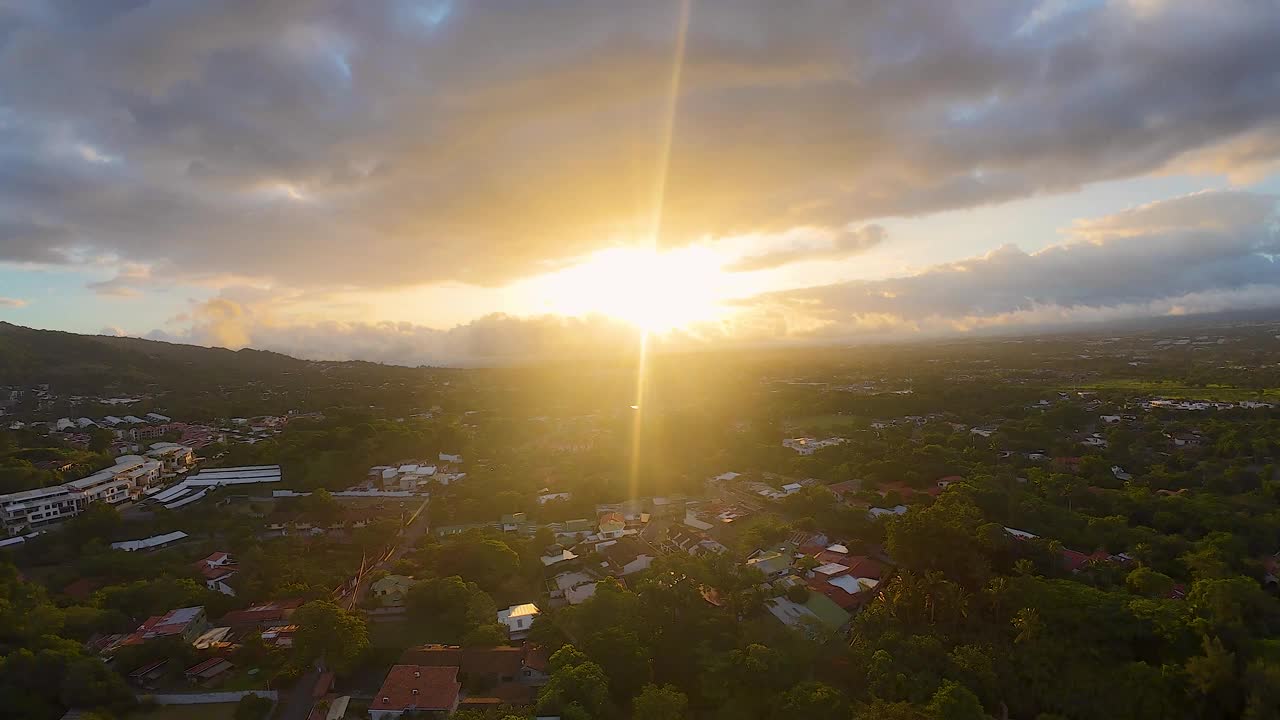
[276,666,323,720]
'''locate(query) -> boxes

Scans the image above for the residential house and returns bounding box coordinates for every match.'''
[146,443,196,473]
[370,665,461,719]
[128,659,170,689]
[124,606,208,646]
[765,592,851,634]
[825,479,862,502]
[745,551,792,580]
[193,551,238,596]
[597,511,627,535]
[597,537,655,576]
[540,546,579,567]
[218,599,304,629]
[805,552,884,612]
[496,603,540,640]
[867,505,908,520]
[399,644,550,690]
[372,575,415,607]
[184,657,235,687]
[666,527,727,556]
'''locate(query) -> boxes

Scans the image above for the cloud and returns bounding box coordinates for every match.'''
[87,263,152,297]
[742,190,1280,338]
[726,225,885,272]
[98,326,126,336]
[0,1,1278,290]
[150,297,651,366]
[0,297,28,308]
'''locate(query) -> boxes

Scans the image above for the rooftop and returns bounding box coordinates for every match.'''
[373,665,460,712]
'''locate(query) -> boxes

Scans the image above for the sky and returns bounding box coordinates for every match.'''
[1,0,1280,365]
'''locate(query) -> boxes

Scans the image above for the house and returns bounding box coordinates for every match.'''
[497,603,540,640]
[667,527,728,556]
[128,659,170,689]
[124,606,208,645]
[783,437,845,455]
[598,537,655,576]
[371,575,415,607]
[194,551,238,596]
[765,592,851,634]
[399,644,550,689]
[804,552,884,611]
[1061,548,1111,573]
[936,475,964,491]
[370,665,461,719]
[218,598,304,629]
[146,443,196,473]
[261,624,299,648]
[825,479,862,501]
[867,505,908,520]
[537,492,572,505]
[540,547,579,567]
[745,551,792,580]
[597,511,627,535]
[184,657,235,687]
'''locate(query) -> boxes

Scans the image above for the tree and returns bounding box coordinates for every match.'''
[537,645,611,720]
[87,428,114,453]
[924,680,987,720]
[405,576,503,644]
[785,584,811,604]
[776,681,849,720]
[1125,566,1175,598]
[234,693,273,720]
[633,683,689,720]
[292,600,368,671]
[582,627,651,699]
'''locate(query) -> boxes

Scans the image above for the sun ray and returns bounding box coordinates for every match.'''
[629,0,692,502]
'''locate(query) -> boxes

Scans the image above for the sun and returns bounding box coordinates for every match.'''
[530,246,731,332]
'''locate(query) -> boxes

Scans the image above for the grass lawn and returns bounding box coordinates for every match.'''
[126,703,239,720]
[1069,379,1280,402]
[368,618,428,649]
[790,413,865,431]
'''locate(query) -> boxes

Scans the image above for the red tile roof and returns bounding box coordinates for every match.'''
[374,665,460,712]
[218,599,303,627]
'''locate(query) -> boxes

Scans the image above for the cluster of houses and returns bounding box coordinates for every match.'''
[363,453,467,493]
[97,597,311,691]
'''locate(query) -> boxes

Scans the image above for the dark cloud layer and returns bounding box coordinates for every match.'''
[749,191,1280,336]
[2,0,1279,288]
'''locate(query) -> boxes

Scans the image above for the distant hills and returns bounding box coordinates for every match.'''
[0,322,310,393]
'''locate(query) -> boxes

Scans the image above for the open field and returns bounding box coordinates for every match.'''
[1066,379,1280,402]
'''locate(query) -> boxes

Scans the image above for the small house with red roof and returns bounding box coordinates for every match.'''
[194,551,239,596]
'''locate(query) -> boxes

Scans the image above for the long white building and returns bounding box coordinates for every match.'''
[0,453,172,536]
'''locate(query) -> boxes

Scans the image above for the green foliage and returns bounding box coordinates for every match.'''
[292,600,369,672]
[234,693,274,720]
[633,683,689,720]
[537,645,611,720]
[405,575,504,645]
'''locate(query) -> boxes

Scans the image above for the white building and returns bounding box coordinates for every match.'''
[497,603,540,639]
[0,455,163,535]
[146,443,196,473]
